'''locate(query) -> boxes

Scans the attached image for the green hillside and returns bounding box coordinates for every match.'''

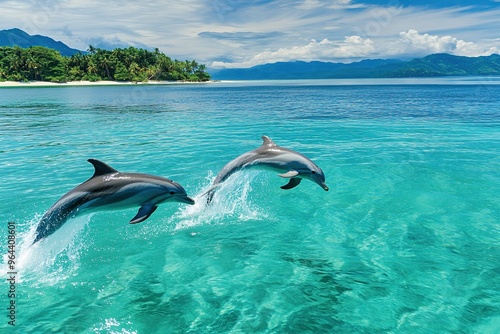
[389,53,500,77]
[0,28,82,57]
[211,53,500,80]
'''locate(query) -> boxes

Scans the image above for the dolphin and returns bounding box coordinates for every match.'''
[32,159,195,244]
[205,136,328,202]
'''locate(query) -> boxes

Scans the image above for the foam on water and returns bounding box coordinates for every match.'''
[8,214,93,286]
[173,170,270,231]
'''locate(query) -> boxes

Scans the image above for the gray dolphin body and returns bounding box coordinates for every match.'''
[206,136,328,202]
[32,159,195,244]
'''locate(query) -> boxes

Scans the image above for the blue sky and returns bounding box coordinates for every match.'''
[1,0,499,68]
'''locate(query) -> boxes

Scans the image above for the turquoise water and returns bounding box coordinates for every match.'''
[1,78,499,333]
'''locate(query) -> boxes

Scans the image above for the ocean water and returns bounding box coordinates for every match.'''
[1,78,499,333]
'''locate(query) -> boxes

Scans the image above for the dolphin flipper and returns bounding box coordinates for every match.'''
[130,204,158,224]
[281,178,302,190]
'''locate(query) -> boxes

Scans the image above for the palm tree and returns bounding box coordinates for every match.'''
[87,59,98,77]
[25,51,41,80]
[87,45,97,55]
[98,53,112,79]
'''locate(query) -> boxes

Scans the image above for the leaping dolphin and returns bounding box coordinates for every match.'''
[32,159,195,244]
[205,136,328,202]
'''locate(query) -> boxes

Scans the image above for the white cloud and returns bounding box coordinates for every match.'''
[212,35,375,68]
[298,0,357,10]
[399,29,466,54]
[398,29,500,57]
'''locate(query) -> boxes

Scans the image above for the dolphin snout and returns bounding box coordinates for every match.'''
[176,195,195,205]
[311,174,329,191]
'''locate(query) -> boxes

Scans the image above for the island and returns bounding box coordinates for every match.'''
[0,45,211,83]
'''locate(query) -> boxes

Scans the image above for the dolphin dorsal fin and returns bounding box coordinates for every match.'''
[261,136,277,147]
[87,159,119,178]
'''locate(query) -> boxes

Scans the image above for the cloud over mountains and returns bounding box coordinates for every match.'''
[212,30,499,68]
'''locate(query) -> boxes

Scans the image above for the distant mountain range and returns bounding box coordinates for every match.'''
[211,53,500,80]
[0,28,83,56]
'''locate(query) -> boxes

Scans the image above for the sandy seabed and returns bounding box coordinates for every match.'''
[0,80,215,87]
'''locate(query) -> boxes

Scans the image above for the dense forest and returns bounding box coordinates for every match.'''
[0,45,210,82]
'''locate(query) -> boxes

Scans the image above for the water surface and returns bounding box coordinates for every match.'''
[1,78,499,333]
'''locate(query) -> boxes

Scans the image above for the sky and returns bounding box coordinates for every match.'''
[1,0,499,68]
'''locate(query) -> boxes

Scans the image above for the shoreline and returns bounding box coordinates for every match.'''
[0,80,217,88]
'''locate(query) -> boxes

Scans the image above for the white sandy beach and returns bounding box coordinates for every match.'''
[0,80,215,87]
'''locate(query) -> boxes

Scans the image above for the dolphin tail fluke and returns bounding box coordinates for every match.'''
[130,204,158,224]
[201,184,219,204]
[32,233,44,245]
[206,190,215,204]
[281,178,302,190]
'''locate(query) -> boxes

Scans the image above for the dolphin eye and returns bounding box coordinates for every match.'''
[169,191,175,195]
[311,171,316,174]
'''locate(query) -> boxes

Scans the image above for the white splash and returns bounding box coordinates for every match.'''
[173,170,268,230]
[4,214,93,285]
